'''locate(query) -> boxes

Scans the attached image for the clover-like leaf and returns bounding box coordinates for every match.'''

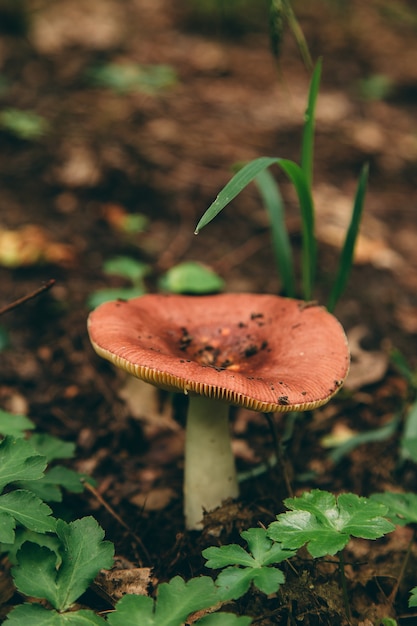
[267,490,395,558]
[107,576,220,626]
[0,437,46,492]
[203,528,294,599]
[13,517,114,612]
[370,492,417,527]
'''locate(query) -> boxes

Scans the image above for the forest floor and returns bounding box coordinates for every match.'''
[1,0,417,624]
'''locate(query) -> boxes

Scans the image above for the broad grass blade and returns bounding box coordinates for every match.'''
[254,168,295,296]
[194,157,277,234]
[327,163,369,312]
[195,157,315,300]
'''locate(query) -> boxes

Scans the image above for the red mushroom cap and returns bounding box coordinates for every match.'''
[88,293,349,412]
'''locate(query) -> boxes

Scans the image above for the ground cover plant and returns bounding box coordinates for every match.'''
[1,0,417,624]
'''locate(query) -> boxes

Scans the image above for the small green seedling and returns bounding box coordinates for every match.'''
[87,63,177,95]
[107,575,251,626]
[195,60,368,310]
[88,256,150,308]
[6,516,114,625]
[158,261,224,294]
[267,489,395,620]
[203,527,295,600]
[0,108,49,140]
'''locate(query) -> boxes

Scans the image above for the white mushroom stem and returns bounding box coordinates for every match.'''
[184,395,239,530]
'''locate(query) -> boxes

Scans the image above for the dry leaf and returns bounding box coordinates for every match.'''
[0,225,75,267]
[95,562,153,602]
[345,326,389,390]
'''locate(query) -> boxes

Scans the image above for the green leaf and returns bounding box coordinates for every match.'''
[0,491,56,542]
[370,492,417,527]
[195,157,278,234]
[197,613,252,625]
[18,466,84,502]
[54,517,114,610]
[327,163,369,311]
[267,490,395,558]
[103,257,150,284]
[159,261,224,294]
[87,287,146,309]
[204,528,293,599]
[5,603,106,625]
[107,594,154,626]
[0,410,35,438]
[1,527,62,565]
[194,156,315,299]
[29,434,75,462]
[88,63,177,95]
[0,108,49,140]
[409,586,417,608]
[0,437,46,491]
[108,576,220,626]
[13,517,114,611]
[254,169,295,297]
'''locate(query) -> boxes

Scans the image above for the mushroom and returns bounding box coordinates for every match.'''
[87,293,349,529]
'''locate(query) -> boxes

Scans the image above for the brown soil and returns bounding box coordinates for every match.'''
[1,0,417,623]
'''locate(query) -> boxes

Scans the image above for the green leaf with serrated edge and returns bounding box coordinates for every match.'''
[0,410,35,438]
[12,544,60,607]
[5,603,107,625]
[409,586,417,608]
[156,576,220,626]
[107,594,154,626]
[370,492,417,526]
[19,466,84,502]
[204,528,294,570]
[108,576,220,626]
[54,517,114,611]
[1,527,61,565]
[203,544,256,569]
[241,528,294,564]
[0,491,55,542]
[267,490,395,558]
[252,566,285,595]
[197,614,252,626]
[13,517,113,611]
[0,437,46,491]
[29,434,75,462]
[215,567,255,601]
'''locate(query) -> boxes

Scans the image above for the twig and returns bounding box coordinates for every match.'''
[83,481,151,566]
[387,530,415,605]
[0,279,55,317]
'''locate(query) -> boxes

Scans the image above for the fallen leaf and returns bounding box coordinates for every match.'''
[345,326,389,390]
[0,225,75,268]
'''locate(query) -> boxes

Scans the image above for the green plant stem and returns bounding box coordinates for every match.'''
[338,551,352,623]
[184,395,238,530]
